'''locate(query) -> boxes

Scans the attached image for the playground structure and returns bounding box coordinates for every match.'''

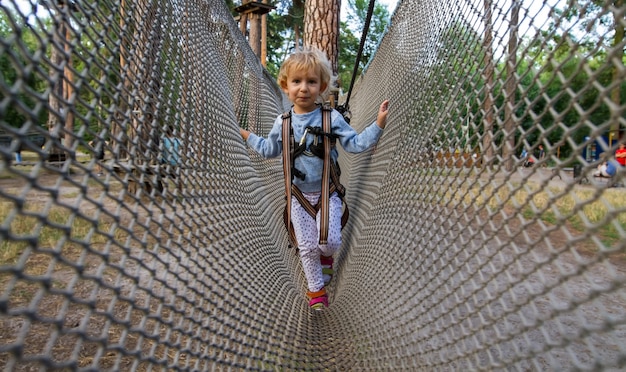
[1,0,626,370]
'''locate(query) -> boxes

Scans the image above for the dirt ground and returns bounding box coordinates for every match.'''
[1,167,625,370]
[0,169,187,371]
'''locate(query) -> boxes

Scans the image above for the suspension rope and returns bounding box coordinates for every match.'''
[338,0,377,119]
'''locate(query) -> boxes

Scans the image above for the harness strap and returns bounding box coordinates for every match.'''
[292,186,319,218]
[292,183,341,220]
[282,111,294,246]
[319,105,332,245]
[289,183,348,247]
[329,162,349,227]
[282,105,349,248]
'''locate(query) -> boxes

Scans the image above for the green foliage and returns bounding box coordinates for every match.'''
[338,21,360,93]
[425,21,485,152]
[557,0,621,42]
[265,11,292,78]
[0,10,48,130]
[262,0,389,93]
[341,0,390,92]
[224,0,237,15]
[262,0,305,78]
[511,31,624,159]
[0,5,123,143]
[346,0,389,65]
[419,3,626,162]
[2,1,623,166]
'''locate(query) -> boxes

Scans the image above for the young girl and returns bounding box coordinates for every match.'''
[240,47,389,310]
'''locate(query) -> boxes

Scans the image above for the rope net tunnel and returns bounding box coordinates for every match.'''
[1,0,625,370]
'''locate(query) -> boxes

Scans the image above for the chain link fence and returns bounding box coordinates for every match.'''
[1,0,625,370]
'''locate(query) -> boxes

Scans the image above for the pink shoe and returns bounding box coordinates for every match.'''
[321,255,334,285]
[307,288,328,310]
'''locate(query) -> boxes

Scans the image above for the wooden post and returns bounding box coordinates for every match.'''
[249,13,261,56]
[234,1,275,64]
[239,13,247,35]
[261,0,268,66]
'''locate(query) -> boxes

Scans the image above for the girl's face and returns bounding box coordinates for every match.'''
[282,66,327,114]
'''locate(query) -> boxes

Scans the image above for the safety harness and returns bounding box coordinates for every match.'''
[282,104,349,248]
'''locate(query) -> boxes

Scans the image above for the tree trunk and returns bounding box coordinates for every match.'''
[294,23,300,50]
[46,8,64,156]
[249,13,262,57]
[481,0,495,168]
[303,0,340,76]
[127,0,163,166]
[63,23,74,156]
[503,0,519,171]
[293,0,304,50]
[114,0,128,159]
[261,0,268,66]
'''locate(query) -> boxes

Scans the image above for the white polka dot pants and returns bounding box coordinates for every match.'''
[291,192,342,292]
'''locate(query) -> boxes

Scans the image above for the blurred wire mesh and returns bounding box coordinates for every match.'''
[1,0,625,370]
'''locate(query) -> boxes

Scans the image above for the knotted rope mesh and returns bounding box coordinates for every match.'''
[1,0,625,370]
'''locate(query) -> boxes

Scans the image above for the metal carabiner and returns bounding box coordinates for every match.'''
[299,128,309,146]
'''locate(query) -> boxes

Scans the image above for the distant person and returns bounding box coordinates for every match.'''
[520,148,527,160]
[537,144,545,166]
[89,139,105,176]
[161,126,182,192]
[15,149,22,164]
[615,143,626,167]
[594,160,617,178]
[520,148,533,167]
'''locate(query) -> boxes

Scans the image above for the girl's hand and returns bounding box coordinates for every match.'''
[240,128,250,141]
[377,100,390,129]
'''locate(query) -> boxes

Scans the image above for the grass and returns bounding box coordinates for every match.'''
[0,202,113,266]
[441,180,626,249]
[0,150,97,179]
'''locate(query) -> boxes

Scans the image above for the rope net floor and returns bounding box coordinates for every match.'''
[1,0,625,370]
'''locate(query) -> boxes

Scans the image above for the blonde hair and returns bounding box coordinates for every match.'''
[277,47,335,101]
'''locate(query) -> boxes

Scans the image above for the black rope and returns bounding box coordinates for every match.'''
[338,0,377,121]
